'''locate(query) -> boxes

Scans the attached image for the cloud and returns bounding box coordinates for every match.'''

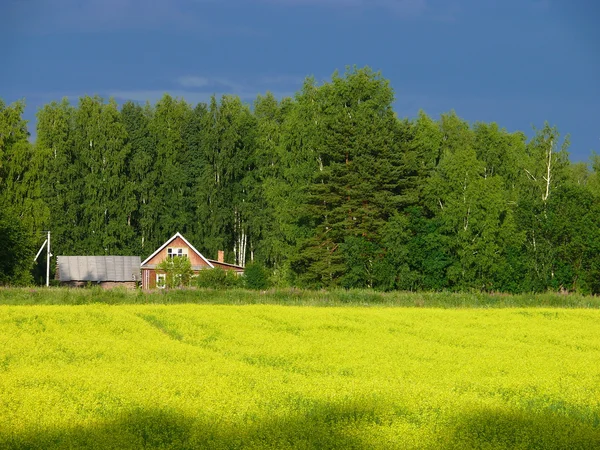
[176,76,211,88]
[108,73,303,104]
[175,73,303,91]
[108,89,296,105]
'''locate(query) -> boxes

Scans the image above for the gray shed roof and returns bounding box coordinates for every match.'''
[57,256,141,282]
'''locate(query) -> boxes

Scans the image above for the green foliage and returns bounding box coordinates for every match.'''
[156,256,193,289]
[195,267,243,289]
[1,73,599,293]
[121,101,156,255]
[0,99,36,286]
[382,208,453,291]
[243,262,270,290]
[1,287,600,308]
[340,236,395,290]
[0,208,35,286]
[290,67,407,287]
[193,95,257,267]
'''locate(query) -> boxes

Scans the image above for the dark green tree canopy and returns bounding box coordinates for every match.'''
[1,67,598,292]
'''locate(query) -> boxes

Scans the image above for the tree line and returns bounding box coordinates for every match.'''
[1,67,600,292]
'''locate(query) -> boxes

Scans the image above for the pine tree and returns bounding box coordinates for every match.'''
[291,67,405,287]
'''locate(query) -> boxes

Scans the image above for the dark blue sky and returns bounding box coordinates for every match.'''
[2,0,598,161]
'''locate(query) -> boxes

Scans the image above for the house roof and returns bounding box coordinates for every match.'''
[57,256,141,282]
[142,264,214,271]
[140,232,214,268]
[207,259,245,271]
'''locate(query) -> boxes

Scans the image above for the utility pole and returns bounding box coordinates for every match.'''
[34,231,52,287]
[46,230,51,287]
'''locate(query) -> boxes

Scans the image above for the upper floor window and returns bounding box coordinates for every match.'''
[168,247,187,259]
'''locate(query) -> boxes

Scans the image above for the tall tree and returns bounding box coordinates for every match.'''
[425,112,523,290]
[149,95,194,244]
[122,101,157,255]
[263,82,322,283]
[36,98,79,256]
[73,96,131,254]
[248,92,292,267]
[291,67,405,287]
[195,95,256,265]
[0,99,47,233]
[0,99,36,285]
[516,124,570,291]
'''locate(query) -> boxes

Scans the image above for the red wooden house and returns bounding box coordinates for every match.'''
[140,232,244,289]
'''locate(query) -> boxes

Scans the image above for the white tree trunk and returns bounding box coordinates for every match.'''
[542,139,553,203]
[241,230,247,267]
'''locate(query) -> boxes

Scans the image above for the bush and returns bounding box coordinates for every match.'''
[196,268,243,289]
[243,262,270,290]
[156,257,194,289]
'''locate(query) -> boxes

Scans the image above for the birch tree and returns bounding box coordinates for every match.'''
[195,95,256,266]
[149,95,194,244]
[36,99,80,255]
[427,113,523,290]
[517,123,570,290]
[122,101,157,255]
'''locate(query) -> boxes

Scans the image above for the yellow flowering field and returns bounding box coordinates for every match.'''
[1,304,599,449]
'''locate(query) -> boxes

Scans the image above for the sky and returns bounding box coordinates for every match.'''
[1,0,598,162]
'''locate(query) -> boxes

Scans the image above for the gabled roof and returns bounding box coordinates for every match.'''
[57,256,141,282]
[140,232,214,268]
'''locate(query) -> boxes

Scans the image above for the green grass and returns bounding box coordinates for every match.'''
[1,286,599,308]
[1,301,599,449]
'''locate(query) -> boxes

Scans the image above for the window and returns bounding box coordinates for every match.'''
[167,247,187,259]
[156,273,166,289]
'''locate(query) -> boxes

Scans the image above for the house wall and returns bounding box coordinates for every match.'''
[142,268,213,289]
[143,268,156,290]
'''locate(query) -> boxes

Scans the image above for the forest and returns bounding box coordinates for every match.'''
[1,67,600,293]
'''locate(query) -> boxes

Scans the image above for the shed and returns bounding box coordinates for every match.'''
[57,256,141,289]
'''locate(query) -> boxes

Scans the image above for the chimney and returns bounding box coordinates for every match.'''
[217,250,224,263]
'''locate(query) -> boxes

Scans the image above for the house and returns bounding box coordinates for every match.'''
[56,256,141,289]
[140,232,244,289]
